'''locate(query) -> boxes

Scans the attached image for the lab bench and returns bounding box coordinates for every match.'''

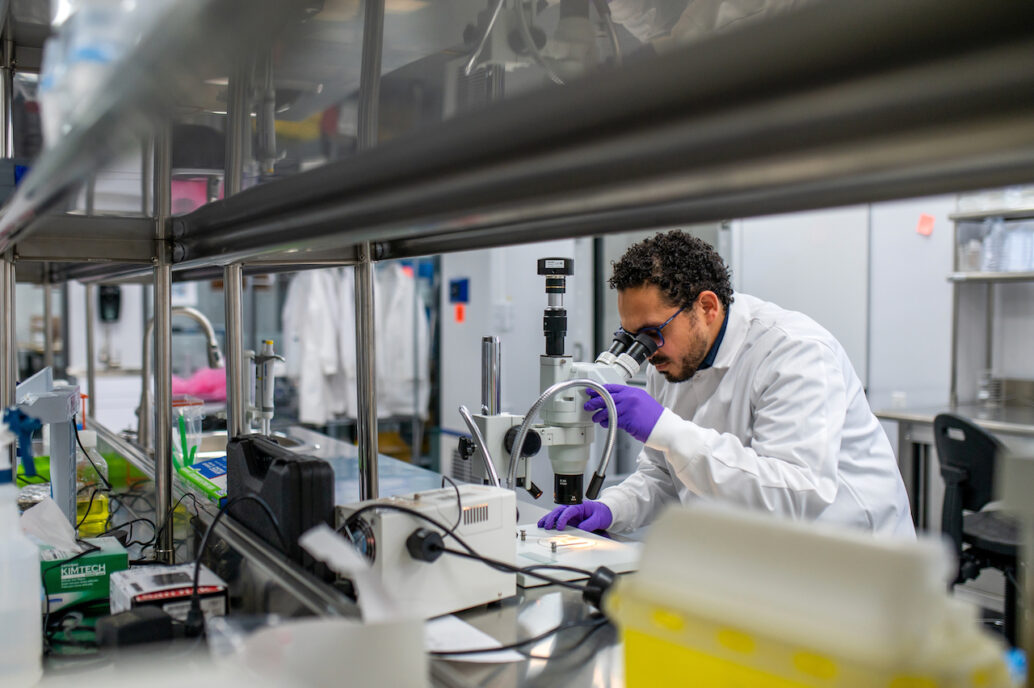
[876,404,1034,533]
[55,420,622,687]
[1,1,1032,683]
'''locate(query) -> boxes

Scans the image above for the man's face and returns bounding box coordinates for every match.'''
[617,285,711,383]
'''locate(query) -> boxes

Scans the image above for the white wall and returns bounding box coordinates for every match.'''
[867,196,956,409]
[66,282,145,377]
[731,206,870,384]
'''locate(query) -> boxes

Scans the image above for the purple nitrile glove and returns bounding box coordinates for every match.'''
[537,501,613,532]
[584,383,663,443]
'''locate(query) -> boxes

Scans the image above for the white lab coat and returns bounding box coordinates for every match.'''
[281,270,347,425]
[372,263,430,419]
[609,0,814,48]
[599,293,915,538]
[283,265,430,425]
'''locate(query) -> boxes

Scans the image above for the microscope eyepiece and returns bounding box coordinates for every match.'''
[625,333,660,364]
[607,329,635,356]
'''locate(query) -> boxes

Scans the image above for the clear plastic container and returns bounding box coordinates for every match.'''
[75,428,110,537]
[172,395,204,470]
[980,218,1005,272]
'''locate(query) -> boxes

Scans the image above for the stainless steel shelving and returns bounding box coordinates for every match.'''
[950,208,1034,222]
[1,0,1034,665]
[948,271,1034,284]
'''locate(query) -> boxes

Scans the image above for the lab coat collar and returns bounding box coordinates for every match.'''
[709,293,748,370]
[696,306,729,371]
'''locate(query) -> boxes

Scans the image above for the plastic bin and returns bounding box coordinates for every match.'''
[607,504,1012,688]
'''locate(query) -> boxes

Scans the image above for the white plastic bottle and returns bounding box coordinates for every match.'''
[0,423,42,687]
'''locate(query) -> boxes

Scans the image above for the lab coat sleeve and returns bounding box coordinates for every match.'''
[646,337,845,521]
[598,446,681,532]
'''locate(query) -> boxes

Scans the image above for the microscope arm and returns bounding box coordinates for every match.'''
[506,378,618,499]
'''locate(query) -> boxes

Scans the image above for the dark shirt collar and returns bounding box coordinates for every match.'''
[697,307,730,371]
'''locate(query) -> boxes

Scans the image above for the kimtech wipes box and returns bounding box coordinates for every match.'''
[40,536,129,614]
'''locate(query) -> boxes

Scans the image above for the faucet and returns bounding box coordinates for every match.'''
[138,307,224,454]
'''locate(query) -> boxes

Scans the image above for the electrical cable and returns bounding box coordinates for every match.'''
[430,616,608,656]
[340,502,594,590]
[441,474,463,535]
[524,615,610,660]
[147,491,203,554]
[72,416,112,491]
[75,490,100,530]
[186,494,289,636]
[441,546,585,590]
[98,516,157,546]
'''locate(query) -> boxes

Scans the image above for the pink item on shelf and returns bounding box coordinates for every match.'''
[170,367,227,402]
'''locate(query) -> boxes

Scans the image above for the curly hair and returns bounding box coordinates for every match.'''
[609,230,733,308]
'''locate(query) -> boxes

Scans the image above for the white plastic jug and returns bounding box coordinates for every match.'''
[0,423,42,687]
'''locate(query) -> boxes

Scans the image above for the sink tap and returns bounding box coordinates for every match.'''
[138,307,225,454]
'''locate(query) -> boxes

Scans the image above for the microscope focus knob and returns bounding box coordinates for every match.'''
[504,426,542,458]
[457,435,477,461]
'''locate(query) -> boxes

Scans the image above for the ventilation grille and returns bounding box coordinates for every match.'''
[450,447,473,483]
[463,504,489,526]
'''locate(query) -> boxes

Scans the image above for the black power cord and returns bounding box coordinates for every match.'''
[430,615,609,657]
[340,502,598,591]
[72,417,113,491]
[185,494,289,637]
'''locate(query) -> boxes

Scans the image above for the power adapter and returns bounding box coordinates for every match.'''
[95,607,174,648]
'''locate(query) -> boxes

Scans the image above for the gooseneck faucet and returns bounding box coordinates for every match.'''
[138,307,225,454]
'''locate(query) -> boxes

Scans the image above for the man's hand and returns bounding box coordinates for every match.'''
[538,501,613,532]
[584,383,663,443]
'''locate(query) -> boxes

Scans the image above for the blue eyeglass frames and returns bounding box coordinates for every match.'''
[618,304,687,349]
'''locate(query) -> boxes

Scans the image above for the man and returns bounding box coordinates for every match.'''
[539,230,914,537]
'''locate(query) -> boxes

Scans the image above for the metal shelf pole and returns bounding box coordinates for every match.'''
[1,12,15,469]
[43,276,53,370]
[354,0,385,501]
[224,61,248,439]
[153,126,174,563]
[85,283,96,418]
[1,254,14,469]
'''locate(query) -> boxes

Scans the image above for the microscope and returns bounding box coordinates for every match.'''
[459,257,657,505]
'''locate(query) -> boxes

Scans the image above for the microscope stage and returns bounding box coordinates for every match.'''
[514,524,642,588]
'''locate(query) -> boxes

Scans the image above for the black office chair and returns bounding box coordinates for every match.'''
[934,413,1021,646]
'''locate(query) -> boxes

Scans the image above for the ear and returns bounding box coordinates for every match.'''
[696,291,721,326]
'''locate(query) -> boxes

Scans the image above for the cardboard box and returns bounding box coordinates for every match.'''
[110,564,228,623]
[40,536,129,614]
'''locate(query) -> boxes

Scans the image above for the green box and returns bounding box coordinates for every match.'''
[40,536,129,614]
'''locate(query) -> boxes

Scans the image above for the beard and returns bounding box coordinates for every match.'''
[649,325,710,383]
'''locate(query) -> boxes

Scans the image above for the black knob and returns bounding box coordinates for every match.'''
[504,427,542,458]
[458,435,476,461]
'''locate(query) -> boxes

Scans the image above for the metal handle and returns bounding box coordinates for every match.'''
[459,405,501,488]
[481,336,501,415]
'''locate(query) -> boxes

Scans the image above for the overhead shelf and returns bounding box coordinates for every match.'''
[0,0,302,257]
[948,271,1034,284]
[172,0,1034,266]
[5,0,1034,282]
[950,208,1034,222]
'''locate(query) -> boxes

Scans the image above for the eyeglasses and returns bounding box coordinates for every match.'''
[618,305,687,349]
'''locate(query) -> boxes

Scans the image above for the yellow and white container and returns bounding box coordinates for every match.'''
[607,504,1012,687]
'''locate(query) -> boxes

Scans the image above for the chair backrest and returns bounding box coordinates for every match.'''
[933,413,1000,512]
